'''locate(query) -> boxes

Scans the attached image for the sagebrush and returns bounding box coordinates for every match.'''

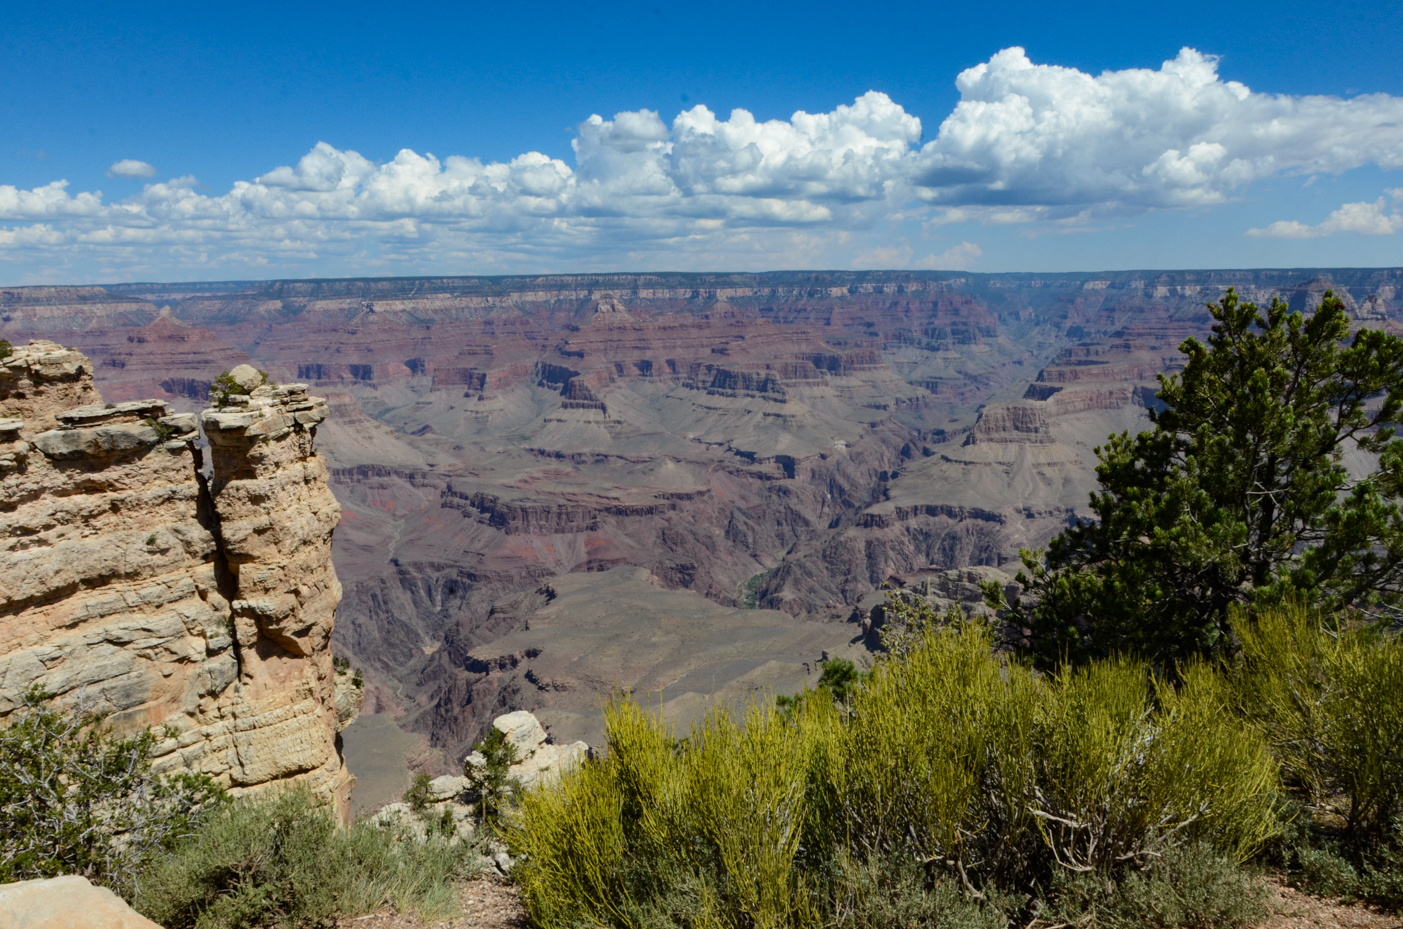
[134,787,483,929]
[0,690,223,896]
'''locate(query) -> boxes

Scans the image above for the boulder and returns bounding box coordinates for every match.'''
[509,739,590,788]
[492,710,547,758]
[32,422,161,459]
[0,875,161,929]
[428,774,472,802]
[227,363,264,392]
[464,711,589,790]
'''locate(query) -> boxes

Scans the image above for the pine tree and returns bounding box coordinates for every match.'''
[990,288,1403,666]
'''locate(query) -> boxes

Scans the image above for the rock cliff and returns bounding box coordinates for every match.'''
[0,341,354,812]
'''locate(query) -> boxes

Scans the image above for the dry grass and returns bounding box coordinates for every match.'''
[334,876,526,929]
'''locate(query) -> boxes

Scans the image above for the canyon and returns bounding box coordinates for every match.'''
[4,269,1400,775]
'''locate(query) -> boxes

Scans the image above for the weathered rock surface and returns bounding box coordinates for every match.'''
[0,875,161,929]
[0,340,355,813]
[463,710,590,790]
[371,710,588,845]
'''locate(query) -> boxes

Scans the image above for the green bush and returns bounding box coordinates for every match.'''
[506,620,1282,929]
[836,619,1040,888]
[1233,602,1403,849]
[464,725,522,826]
[0,338,12,360]
[0,690,223,896]
[404,772,434,813]
[133,787,482,929]
[1031,658,1279,874]
[828,855,1007,929]
[509,696,841,929]
[1046,840,1268,929]
[776,657,869,718]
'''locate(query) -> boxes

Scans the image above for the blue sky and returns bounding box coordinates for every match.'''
[2,0,1401,283]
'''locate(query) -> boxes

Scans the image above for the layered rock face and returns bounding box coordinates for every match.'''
[0,342,353,812]
[7,269,1403,766]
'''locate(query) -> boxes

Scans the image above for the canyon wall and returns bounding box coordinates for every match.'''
[0,341,355,811]
[5,269,1402,765]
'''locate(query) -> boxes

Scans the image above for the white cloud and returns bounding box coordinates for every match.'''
[856,240,984,270]
[4,48,1403,278]
[921,241,983,270]
[1247,189,1403,238]
[914,47,1403,216]
[106,159,156,179]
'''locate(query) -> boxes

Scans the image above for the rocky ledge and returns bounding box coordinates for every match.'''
[0,344,357,814]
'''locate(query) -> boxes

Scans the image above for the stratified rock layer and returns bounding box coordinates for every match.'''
[9,269,1403,760]
[0,340,353,812]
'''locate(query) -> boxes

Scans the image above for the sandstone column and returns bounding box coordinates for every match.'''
[201,380,354,811]
[1,342,355,816]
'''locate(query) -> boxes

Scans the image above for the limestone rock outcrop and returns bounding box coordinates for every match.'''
[0,340,354,813]
[465,709,590,790]
[371,710,588,846]
[0,874,161,929]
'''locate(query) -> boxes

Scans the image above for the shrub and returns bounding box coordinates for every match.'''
[506,622,1281,929]
[1031,658,1280,875]
[404,772,434,813]
[509,696,841,929]
[209,368,268,408]
[133,787,482,929]
[836,619,1041,889]
[1233,602,1403,849]
[1046,840,1268,929]
[1266,802,1403,911]
[776,657,869,718]
[464,725,521,825]
[814,658,865,706]
[828,854,1007,929]
[0,338,12,360]
[0,690,224,896]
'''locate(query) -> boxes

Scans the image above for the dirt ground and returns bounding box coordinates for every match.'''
[1256,877,1402,929]
[339,873,1401,929]
[335,875,526,929]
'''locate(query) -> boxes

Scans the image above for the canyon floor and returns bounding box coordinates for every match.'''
[7,269,1401,787]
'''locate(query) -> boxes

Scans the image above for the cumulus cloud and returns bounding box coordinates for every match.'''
[855,240,983,270]
[922,241,983,270]
[106,159,157,179]
[4,48,1403,277]
[914,47,1403,217]
[1247,189,1403,238]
